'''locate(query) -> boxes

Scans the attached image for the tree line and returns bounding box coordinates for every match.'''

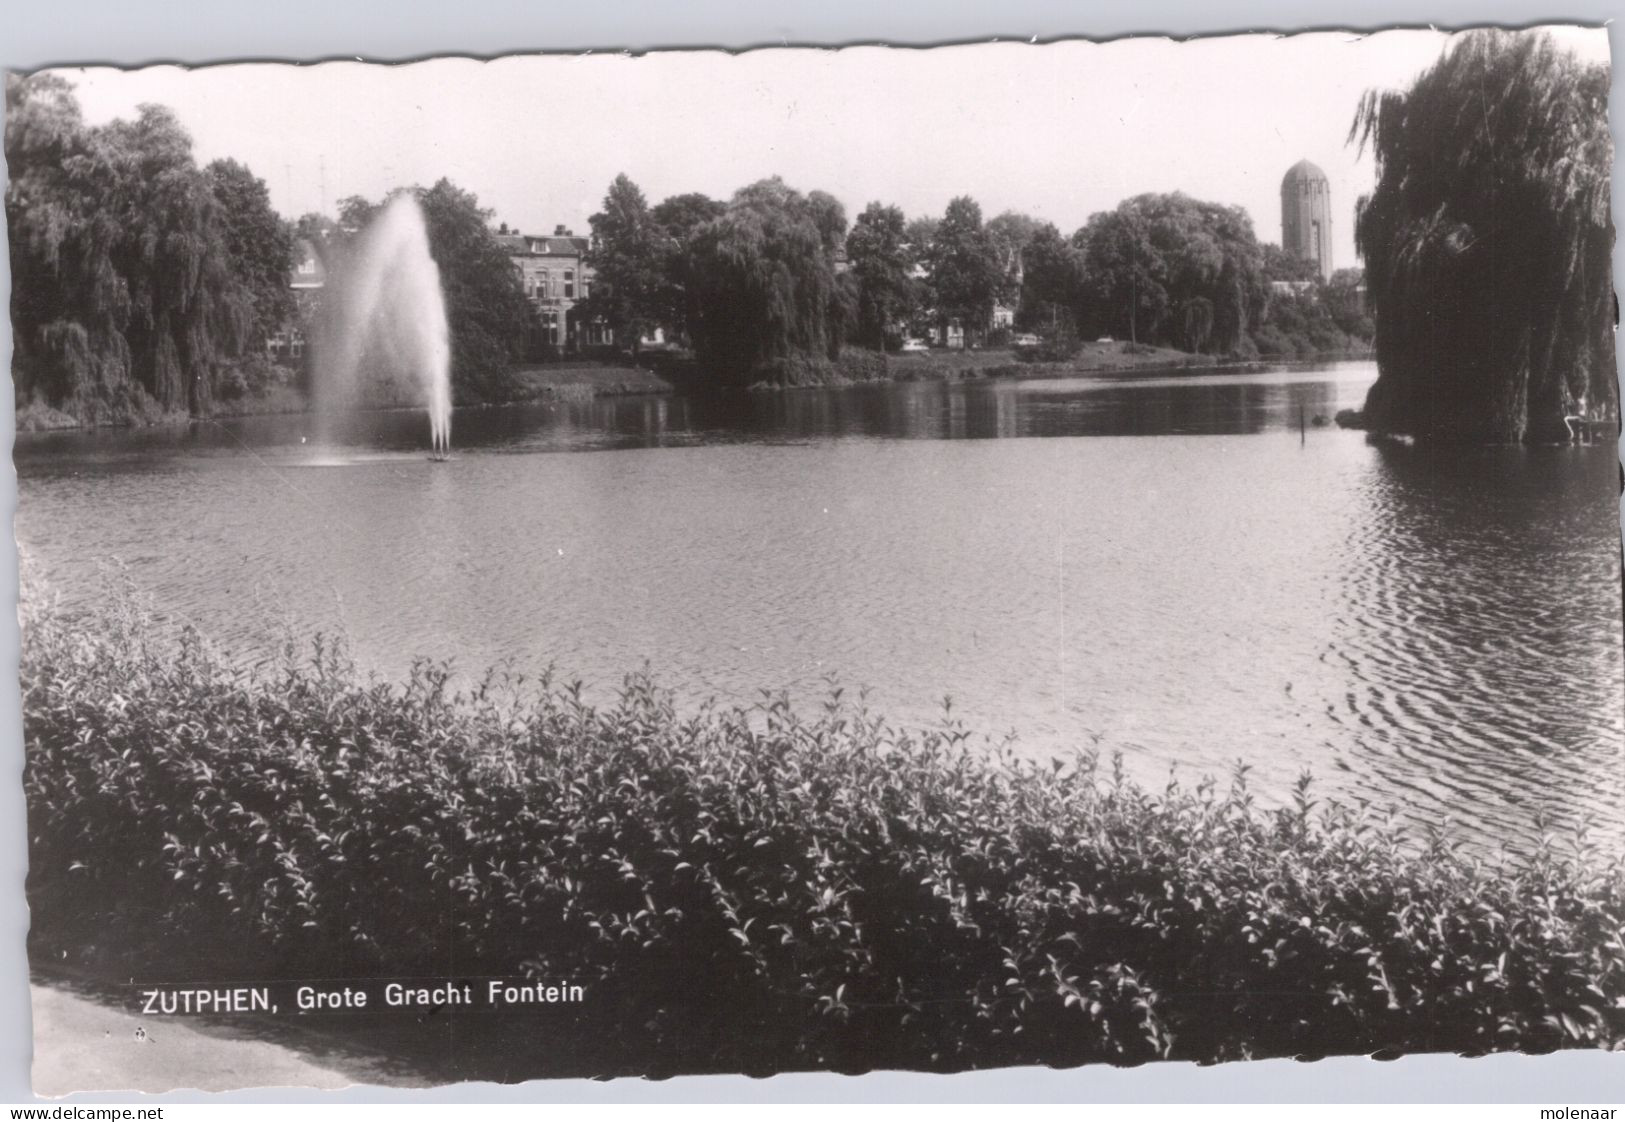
[15,30,1604,443]
[7,73,295,425]
[5,73,532,424]
[580,173,1374,384]
[5,70,1370,421]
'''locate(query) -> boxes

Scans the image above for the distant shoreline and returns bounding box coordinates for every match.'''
[823,344,1374,389]
[14,348,1375,435]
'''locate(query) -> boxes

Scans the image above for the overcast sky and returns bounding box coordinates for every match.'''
[51,26,1609,271]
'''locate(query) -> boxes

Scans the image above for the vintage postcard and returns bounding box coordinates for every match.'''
[7,27,1621,1095]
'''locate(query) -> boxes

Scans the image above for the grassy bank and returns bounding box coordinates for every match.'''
[18,344,1373,432]
[507,361,675,401]
[890,340,1218,382]
[742,341,1373,391]
[21,587,1623,1077]
[734,343,1216,390]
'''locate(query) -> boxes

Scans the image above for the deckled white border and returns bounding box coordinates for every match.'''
[2,0,1621,1104]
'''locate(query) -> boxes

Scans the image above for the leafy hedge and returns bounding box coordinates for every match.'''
[22,589,1625,1076]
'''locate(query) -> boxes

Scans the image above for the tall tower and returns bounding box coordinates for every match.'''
[1280,159,1333,281]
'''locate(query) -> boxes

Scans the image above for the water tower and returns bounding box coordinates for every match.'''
[1280,159,1333,281]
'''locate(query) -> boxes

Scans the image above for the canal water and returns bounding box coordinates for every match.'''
[16,361,1624,852]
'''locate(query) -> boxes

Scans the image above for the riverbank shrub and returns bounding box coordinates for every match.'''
[215,357,298,404]
[22,586,1625,1076]
[1031,324,1083,363]
[747,348,890,388]
[1252,292,1368,360]
[14,398,89,432]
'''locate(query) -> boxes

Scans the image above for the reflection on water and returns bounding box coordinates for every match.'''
[16,362,1623,852]
[15,364,1368,466]
[1331,442,1624,845]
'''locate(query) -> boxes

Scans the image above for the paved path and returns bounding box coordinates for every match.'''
[31,981,427,1096]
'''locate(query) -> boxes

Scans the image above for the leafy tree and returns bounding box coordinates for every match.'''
[583,174,665,355]
[927,196,1001,347]
[1175,297,1216,353]
[1352,29,1614,442]
[684,177,848,382]
[1018,222,1087,333]
[1077,202,1165,345]
[653,192,726,244]
[337,194,380,235]
[651,192,726,345]
[1322,268,1374,343]
[903,216,939,270]
[806,190,849,254]
[986,211,1041,258]
[294,212,338,242]
[985,210,1042,305]
[6,74,264,422]
[1078,193,1265,353]
[1252,290,1359,359]
[898,215,941,339]
[845,202,916,348]
[325,180,530,403]
[1261,243,1320,284]
[1250,251,1372,358]
[807,190,859,347]
[207,158,295,349]
[415,179,531,401]
[7,73,124,416]
[1191,199,1267,355]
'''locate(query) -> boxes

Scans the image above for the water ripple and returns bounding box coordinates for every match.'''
[16,363,1623,855]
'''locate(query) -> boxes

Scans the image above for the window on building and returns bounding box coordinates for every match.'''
[564,270,575,299]
[543,310,559,345]
[297,258,317,275]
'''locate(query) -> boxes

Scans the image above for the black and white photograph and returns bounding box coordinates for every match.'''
[6,23,1622,1096]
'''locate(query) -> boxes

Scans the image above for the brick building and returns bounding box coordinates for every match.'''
[497,226,613,356]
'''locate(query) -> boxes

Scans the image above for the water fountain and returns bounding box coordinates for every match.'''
[316,193,452,458]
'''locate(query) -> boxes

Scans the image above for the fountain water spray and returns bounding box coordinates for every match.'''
[316,194,452,456]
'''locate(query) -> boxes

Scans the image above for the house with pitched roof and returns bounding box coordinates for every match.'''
[497,226,615,357]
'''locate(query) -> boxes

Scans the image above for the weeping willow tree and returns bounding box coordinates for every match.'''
[6,73,269,424]
[1077,193,1266,355]
[1352,30,1615,443]
[684,178,852,384]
